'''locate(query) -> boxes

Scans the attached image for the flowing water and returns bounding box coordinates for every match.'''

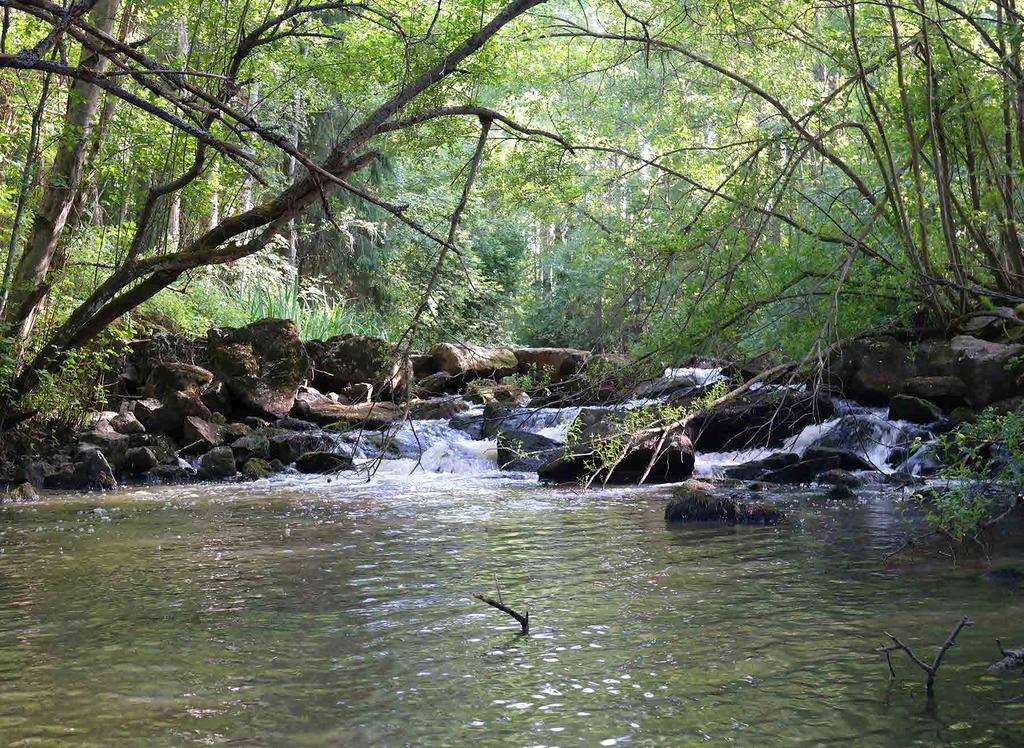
[2,466,1024,746]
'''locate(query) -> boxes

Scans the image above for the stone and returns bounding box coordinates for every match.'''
[292,390,400,429]
[466,380,530,406]
[958,307,1021,340]
[496,431,563,471]
[110,411,145,435]
[84,411,119,433]
[273,416,320,431]
[144,391,213,439]
[197,446,236,480]
[305,333,409,399]
[240,458,274,480]
[268,431,336,464]
[801,446,875,471]
[825,484,856,500]
[123,447,159,474]
[888,394,943,424]
[902,375,967,408]
[411,353,437,378]
[917,335,1024,407]
[206,318,309,418]
[144,362,214,400]
[223,422,252,441]
[79,428,129,461]
[339,383,373,404]
[201,380,234,416]
[723,452,799,480]
[816,469,864,487]
[449,414,484,439]
[687,390,834,451]
[831,336,913,403]
[430,342,518,378]
[408,397,470,420]
[414,371,460,397]
[294,451,354,474]
[182,416,224,454]
[664,481,784,525]
[73,448,117,490]
[231,430,272,462]
[145,463,195,484]
[538,428,694,485]
[13,482,40,502]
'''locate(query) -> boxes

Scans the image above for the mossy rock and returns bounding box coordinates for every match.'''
[665,481,784,525]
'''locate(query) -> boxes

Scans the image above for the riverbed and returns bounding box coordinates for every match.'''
[2,471,1023,746]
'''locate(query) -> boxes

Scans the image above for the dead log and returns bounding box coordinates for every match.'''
[473,593,529,634]
[875,616,973,692]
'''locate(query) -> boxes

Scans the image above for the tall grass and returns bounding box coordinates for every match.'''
[237,278,390,341]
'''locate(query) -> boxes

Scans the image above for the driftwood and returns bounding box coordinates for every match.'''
[988,639,1024,675]
[875,616,973,692]
[472,592,529,634]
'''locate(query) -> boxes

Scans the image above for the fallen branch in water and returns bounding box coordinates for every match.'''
[875,616,973,692]
[473,591,529,634]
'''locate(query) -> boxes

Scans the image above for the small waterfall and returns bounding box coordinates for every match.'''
[694,399,924,477]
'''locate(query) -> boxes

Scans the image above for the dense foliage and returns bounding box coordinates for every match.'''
[3,0,1024,418]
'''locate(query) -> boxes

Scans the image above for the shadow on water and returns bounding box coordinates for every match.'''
[1,474,1023,745]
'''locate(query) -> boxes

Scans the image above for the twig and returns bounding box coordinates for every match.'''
[473,592,529,634]
[875,616,974,692]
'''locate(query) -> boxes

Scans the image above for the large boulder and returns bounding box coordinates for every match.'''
[686,390,834,452]
[916,336,1024,407]
[292,390,400,430]
[761,447,874,484]
[206,319,309,419]
[538,428,694,485]
[513,348,591,382]
[831,336,913,403]
[305,333,409,399]
[497,431,563,471]
[664,481,784,525]
[430,343,518,379]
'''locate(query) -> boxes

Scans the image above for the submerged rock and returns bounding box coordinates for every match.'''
[268,431,336,464]
[207,318,309,419]
[664,481,784,524]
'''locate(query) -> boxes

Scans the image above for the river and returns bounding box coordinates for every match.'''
[2,466,1024,745]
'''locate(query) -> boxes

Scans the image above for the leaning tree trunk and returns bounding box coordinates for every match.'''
[1,0,121,349]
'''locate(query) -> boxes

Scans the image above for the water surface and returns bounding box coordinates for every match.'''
[1,473,1023,746]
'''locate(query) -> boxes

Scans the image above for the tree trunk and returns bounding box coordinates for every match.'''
[1,0,121,346]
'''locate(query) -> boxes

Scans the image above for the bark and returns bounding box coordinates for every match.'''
[1,0,121,346]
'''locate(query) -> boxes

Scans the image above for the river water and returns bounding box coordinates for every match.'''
[2,467,1024,746]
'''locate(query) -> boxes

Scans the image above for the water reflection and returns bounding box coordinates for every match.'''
[0,477,1022,745]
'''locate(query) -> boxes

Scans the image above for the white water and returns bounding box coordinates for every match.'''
[694,401,922,477]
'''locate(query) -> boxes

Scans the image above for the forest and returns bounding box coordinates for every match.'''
[3,0,1024,745]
